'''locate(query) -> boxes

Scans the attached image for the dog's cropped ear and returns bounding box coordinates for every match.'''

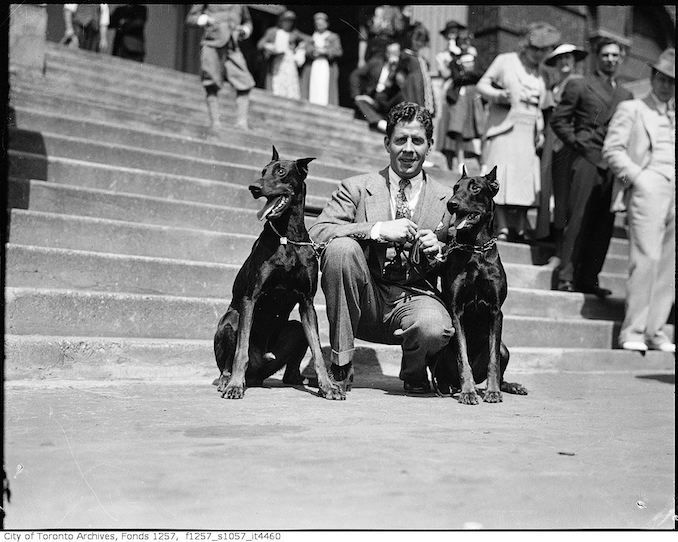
[486,165,499,196]
[271,145,280,161]
[295,157,316,176]
[461,164,468,178]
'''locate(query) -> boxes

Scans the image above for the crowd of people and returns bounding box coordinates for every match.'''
[58,4,675,355]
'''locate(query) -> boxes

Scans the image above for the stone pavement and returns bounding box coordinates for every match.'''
[3,355,675,531]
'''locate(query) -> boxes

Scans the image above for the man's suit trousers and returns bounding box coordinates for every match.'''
[320,237,453,382]
[620,169,675,344]
[558,155,615,287]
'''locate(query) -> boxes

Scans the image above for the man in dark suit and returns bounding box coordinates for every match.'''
[350,41,403,132]
[550,37,633,297]
[309,102,455,394]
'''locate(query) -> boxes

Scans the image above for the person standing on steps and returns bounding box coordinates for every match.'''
[550,37,633,297]
[603,48,675,353]
[62,4,110,53]
[186,4,255,132]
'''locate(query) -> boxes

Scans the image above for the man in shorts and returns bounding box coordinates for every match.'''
[186,4,255,131]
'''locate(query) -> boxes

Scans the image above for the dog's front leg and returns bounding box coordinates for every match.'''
[484,310,503,403]
[451,313,479,405]
[222,297,256,399]
[298,298,345,400]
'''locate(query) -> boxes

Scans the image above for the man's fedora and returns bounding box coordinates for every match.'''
[544,43,588,67]
[650,48,675,79]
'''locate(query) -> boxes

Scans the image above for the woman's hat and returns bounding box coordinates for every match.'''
[649,48,675,79]
[544,43,588,66]
[439,20,466,37]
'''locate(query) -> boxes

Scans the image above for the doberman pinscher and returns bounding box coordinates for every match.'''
[214,146,343,400]
[433,166,527,404]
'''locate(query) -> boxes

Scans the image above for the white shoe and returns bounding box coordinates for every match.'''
[621,340,648,352]
[649,342,676,353]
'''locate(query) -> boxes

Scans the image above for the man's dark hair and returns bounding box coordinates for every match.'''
[386,101,434,141]
[595,36,624,56]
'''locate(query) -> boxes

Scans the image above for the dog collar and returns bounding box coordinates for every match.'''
[449,237,498,254]
[267,221,327,257]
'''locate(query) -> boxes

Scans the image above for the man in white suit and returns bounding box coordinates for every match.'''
[603,48,675,352]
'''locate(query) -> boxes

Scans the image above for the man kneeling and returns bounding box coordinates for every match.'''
[309,102,456,394]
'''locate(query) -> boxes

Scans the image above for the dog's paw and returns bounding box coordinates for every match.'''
[216,372,231,394]
[318,382,346,400]
[458,391,480,405]
[483,390,503,403]
[501,381,528,395]
[221,382,246,399]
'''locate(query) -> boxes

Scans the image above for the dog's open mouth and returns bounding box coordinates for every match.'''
[451,211,481,230]
[256,195,290,221]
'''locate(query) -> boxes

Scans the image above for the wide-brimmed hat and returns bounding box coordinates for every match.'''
[544,43,588,66]
[279,10,296,21]
[439,20,466,37]
[526,22,560,49]
[649,48,675,79]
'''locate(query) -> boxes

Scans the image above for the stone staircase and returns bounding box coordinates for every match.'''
[5,42,672,382]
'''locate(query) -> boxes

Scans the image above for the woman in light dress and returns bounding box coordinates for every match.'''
[476,22,560,241]
[258,10,305,100]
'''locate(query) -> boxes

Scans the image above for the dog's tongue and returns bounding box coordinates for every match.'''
[257,196,284,221]
[451,212,468,230]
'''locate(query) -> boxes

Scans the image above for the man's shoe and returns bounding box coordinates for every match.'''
[404,380,432,394]
[557,280,575,292]
[576,284,612,298]
[647,341,676,353]
[621,340,648,352]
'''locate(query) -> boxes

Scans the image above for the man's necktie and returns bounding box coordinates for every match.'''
[395,178,412,220]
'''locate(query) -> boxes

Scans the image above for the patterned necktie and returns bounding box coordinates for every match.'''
[395,178,411,220]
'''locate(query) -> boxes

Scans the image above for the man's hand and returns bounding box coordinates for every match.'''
[416,229,443,257]
[379,218,418,243]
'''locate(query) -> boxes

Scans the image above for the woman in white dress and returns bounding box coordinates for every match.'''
[476,22,560,241]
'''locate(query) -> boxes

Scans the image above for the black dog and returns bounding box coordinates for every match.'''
[433,166,527,404]
[214,146,343,400]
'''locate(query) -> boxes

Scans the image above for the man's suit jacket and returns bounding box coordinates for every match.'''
[550,73,633,169]
[603,93,672,212]
[309,168,454,287]
[349,57,398,99]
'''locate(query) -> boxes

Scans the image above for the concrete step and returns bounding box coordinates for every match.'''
[10,78,387,167]
[8,129,345,198]
[23,180,274,235]
[5,244,626,320]
[9,94,383,172]
[5,286,622,348]
[43,42,359,122]
[11,66,382,153]
[5,334,674,382]
[498,238,628,265]
[8,210,258,265]
[8,155,329,214]
[9,209,625,278]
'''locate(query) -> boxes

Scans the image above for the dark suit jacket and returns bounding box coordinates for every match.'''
[309,168,454,289]
[550,72,633,169]
[349,57,398,98]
